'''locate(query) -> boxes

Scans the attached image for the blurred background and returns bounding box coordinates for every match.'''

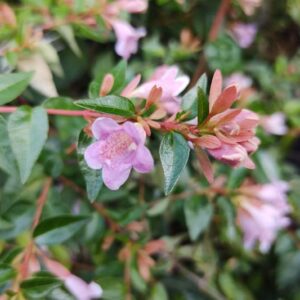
[0,0,300,299]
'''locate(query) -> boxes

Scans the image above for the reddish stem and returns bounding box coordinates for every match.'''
[0,106,101,117]
[208,0,231,42]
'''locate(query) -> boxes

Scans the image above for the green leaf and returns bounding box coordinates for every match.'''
[57,25,82,57]
[75,95,135,117]
[147,198,170,217]
[89,60,127,98]
[33,215,88,245]
[110,60,127,94]
[219,272,254,300]
[150,283,169,300]
[159,132,190,195]
[0,116,18,175]
[181,73,207,120]
[0,263,16,285]
[0,72,33,105]
[197,88,209,125]
[184,195,213,241]
[77,130,103,202]
[21,276,62,299]
[8,106,49,184]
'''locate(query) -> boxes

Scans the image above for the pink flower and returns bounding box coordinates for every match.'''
[84,118,154,190]
[111,20,146,59]
[231,23,257,48]
[132,65,190,114]
[203,70,259,169]
[224,72,253,93]
[44,258,103,300]
[260,112,288,135]
[236,181,290,252]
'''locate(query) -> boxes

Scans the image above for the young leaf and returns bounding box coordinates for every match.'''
[21,276,62,299]
[8,106,49,184]
[33,215,88,245]
[159,132,190,195]
[197,88,209,125]
[75,95,135,117]
[0,72,33,105]
[181,73,207,120]
[184,195,213,241]
[77,130,103,202]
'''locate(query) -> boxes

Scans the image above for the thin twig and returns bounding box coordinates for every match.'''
[191,0,231,86]
[19,178,52,280]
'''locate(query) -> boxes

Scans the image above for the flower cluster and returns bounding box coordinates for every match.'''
[236,180,290,252]
[85,67,260,189]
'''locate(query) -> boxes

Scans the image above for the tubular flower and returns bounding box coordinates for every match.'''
[260,112,288,135]
[84,117,154,190]
[230,23,257,48]
[44,258,103,300]
[111,20,146,59]
[132,65,190,114]
[235,181,290,252]
[201,70,259,169]
[103,0,148,59]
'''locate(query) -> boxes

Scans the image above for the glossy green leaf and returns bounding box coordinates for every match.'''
[197,88,209,125]
[7,106,49,184]
[21,276,62,299]
[75,95,135,117]
[77,130,102,202]
[159,132,190,195]
[33,215,88,245]
[181,73,207,120]
[0,72,33,105]
[184,195,213,241]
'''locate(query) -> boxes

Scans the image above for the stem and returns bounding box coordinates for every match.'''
[19,178,52,280]
[190,0,231,86]
[208,0,231,42]
[0,106,101,118]
[175,262,226,300]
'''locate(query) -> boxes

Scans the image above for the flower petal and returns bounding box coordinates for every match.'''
[209,69,222,111]
[102,164,131,190]
[133,145,154,173]
[84,141,104,169]
[210,85,238,115]
[92,117,120,140]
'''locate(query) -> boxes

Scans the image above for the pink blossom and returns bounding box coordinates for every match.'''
[84,117,154,190]
[260,112,288,135]
[231,23,257,48]
[224,72,253,93]
[236,181,290,252]
[132,65,190,114]
[203,70,259,169]
[111,20,146,59]
[44,258,103,300]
